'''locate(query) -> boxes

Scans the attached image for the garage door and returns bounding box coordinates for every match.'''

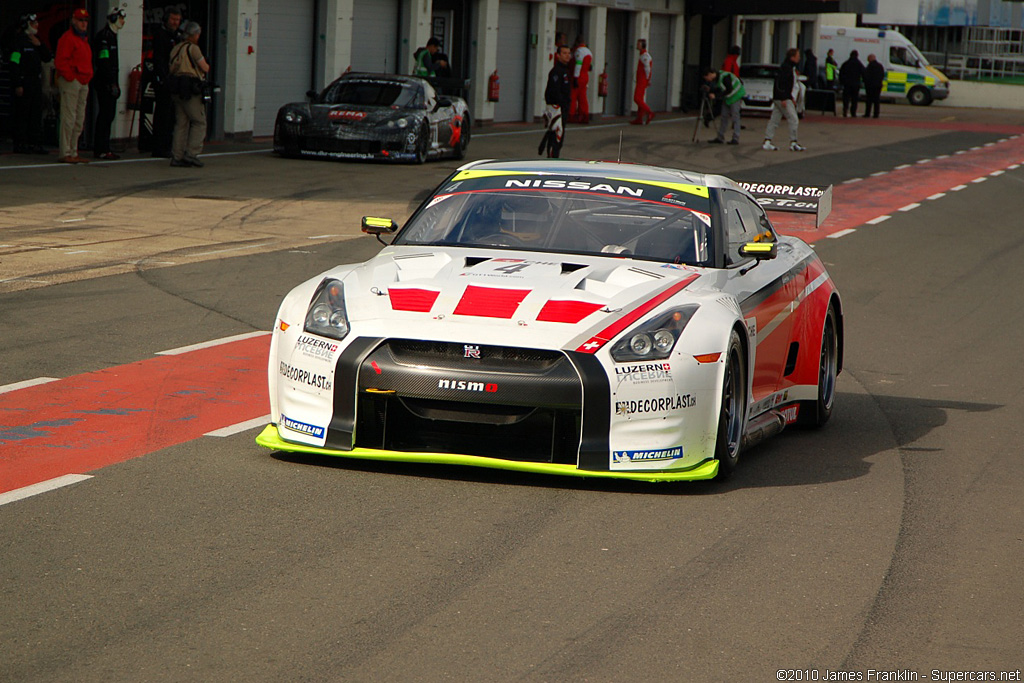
[495,0,529,122]
[647,14,671,113]
[253,0,315,137]
[351,0,401,73]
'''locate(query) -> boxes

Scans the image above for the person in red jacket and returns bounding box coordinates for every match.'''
[630,38,653,125]
[722,45,741,77]
[55,8,93,163]
[569,35,592,124]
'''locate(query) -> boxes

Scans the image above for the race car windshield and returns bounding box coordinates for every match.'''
[397,188,712,266]
[321,80,424,109]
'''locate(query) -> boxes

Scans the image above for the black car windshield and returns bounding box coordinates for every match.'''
[321,79,424,109]
[396,176,714,266]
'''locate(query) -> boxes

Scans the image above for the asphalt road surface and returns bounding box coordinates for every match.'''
[2,106,1022,682]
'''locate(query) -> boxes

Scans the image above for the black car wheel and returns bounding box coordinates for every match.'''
[453,113,470,160]
[714,330,746,480]
[414,122,430,164]
[798,303,839,428]
[908,86,932,106]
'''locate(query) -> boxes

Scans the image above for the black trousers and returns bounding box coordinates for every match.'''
[842,85,859,117]
[93,84,118,155]
[151,84,175,155]
[12,87,44,150]
[863,87,882,118]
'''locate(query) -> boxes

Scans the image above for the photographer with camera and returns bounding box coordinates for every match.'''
[703,66,745,145]
[168,21,209,168]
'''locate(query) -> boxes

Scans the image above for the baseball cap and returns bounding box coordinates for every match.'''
[73,8,90,20]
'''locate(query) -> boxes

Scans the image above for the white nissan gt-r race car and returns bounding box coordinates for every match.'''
[257,159,843,482]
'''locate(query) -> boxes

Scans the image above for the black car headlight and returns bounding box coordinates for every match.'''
[384,117,409,129]
[304,279,350,341]
[283,110,305,124]
[610,305,699,362]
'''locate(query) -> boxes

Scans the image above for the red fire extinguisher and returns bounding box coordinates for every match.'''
[127,64,143,111]
[488,70,500,102]
[598,67,609,97]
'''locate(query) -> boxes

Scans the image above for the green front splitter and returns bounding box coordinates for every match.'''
[256,425,719,483]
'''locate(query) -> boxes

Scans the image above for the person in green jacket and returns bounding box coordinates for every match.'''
[703,67,745,145]
[413,37,441,77]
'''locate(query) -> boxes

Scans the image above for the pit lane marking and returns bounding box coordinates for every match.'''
[866,215,891,225]
[157,330,270,356]
[927,192,946,200]
[827,229,857,239]
[898,203,921,212]
[0,377,58,394]
[204,414,271,437]
[0,474,93,507]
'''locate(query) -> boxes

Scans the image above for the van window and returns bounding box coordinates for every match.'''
[890,46,919,68]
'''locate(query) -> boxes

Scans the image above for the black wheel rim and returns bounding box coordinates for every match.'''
[819,315,837,411]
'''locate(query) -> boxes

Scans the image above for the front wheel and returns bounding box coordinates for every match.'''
[798,304,839,428]
[908,86,932,106]
[453,113,470,160]
[414,122,430,164]
[714,331,747,480]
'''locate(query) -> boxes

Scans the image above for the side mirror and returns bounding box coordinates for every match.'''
[306,89,318,101]
[434,97,453,111]
[739,241,777,260]
[362,216,399,235]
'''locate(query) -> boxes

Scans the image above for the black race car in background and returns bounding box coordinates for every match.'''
[273,73,471,164]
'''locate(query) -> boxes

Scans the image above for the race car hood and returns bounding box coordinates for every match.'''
[307,103,421,129]
[325,247,709,351]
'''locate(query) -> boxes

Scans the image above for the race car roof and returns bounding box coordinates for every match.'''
[456,159,739,193]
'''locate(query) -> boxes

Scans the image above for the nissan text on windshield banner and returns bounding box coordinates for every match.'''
[737,182,833,227]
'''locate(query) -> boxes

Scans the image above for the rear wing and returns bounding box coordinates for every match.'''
[736,182,833,228]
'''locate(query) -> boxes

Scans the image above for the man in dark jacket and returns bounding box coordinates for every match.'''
[91,8,126,159]
[763,48,804,152]
[539,44,572,158]
[803,48,818,89]
[862,53,886,118]
[839,50,864,118]
[150,7,182,157]
[8,14,52,154]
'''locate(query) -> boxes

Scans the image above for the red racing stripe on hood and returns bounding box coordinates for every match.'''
[453,285,531,318]
[575,274,699,353]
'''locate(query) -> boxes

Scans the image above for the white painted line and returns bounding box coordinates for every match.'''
[971,177,988,184]
[865,215,891,225]
[827,228,857,239]
[307,234,340,239]
[188,242,273,258]
[205,415,272,438]
[1008,164,1020,170]
[927,192,946,201]
[916,158,931,164]
[983,142,995,147]
[898,203,920,212]
[869,171,888,177]
[970,146,982,151]
[894,164,912,170]
[0,377,59,394]
[951,184,968,191]
[842,177,864,184]
[998,138,1008,143]
[990,170,1004,176]
[59,218,85,223]
[936,154,950,160]
[0,474,93,507]
[156,331,270,356]
[65,250,93,255]
[0,244,13,248]
[955,150,967,155]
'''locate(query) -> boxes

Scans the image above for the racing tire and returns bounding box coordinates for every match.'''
[798,304,839,428]
[453,114,471,160]
[907,86,932,106]
[414,122,430,164]
[714,330,747,480]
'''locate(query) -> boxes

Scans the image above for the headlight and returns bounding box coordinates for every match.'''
[304,279,350,341]
[396,117,408,129]
[610,305,699,362]
[283,110,304,123]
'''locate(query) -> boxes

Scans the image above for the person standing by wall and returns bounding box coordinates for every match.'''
[569,35,592,124]
[722,45,741,77]
[630,39,653,125]
[703,67,744,145]
[539,43,572,158]
[839,50,864,117]
[169,21,210,168]
[8,14,52,154]
[762,48,804,152]
[150,7,182,158]
[863,53,885,118]
[55,8,93,163]
[91,9,126,160]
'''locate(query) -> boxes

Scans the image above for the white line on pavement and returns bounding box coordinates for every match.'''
[157,331,270,356]
[990,170,1005,176]
[0,377,59,394]
[866,215,891,225]
[898,203,920,212]
[971,177,988,183]
[827,229,857,239]
[187,242,273,258]
[205,415,272,438]
[0,474,93,507]
[951,184,968,191]
[927,193,946,200]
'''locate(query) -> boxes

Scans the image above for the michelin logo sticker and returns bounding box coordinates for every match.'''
[281,415,326,439]
[613,447,683,463]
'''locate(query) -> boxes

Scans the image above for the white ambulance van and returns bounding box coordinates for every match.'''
[819,26,950,105]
